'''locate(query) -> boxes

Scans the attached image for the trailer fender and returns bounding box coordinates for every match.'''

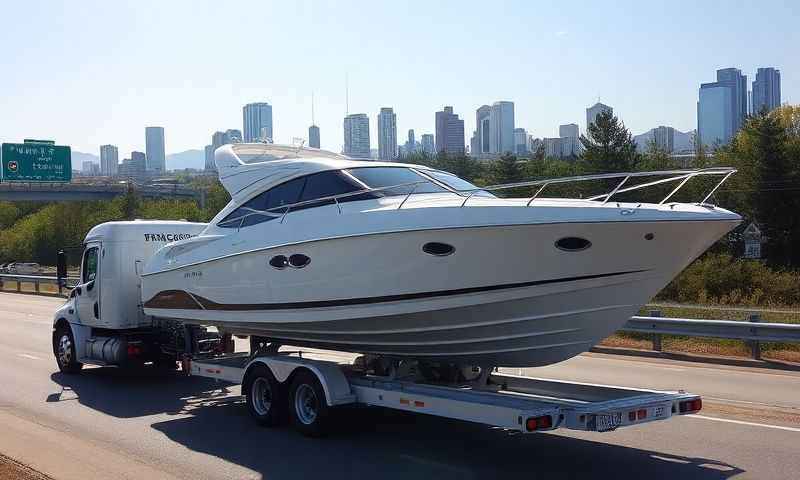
[246,358,356,407]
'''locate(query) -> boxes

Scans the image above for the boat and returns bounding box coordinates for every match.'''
[140,143,740,368]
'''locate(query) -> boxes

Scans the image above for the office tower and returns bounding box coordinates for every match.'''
[204,145,214,171]
[716,68,747,134]
[421,134,434,154]
[698,83,733,148]
[513,128,528,155]
[752,67,781,114]
[308,125,320,148]
[99,144,118,176]
[559,123,579,157]
[119,151,147,180]
[343,113,371,158]
[377,107,397,160]
[405,129,416,155]
[475,105,491,155]
[489,101,515,154]
[586,102,613,133]
[653,126,675,153]
[243,102,273,142]
[435,106,465,155]
[543,138,562,158]
[144,126,166,174]
[224,129,242,144]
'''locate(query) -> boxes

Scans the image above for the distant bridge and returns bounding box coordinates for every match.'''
[0,182,203,204]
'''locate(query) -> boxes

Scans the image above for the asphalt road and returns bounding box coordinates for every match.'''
[1,292,799,480]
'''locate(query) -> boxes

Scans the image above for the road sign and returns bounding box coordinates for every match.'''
[1,142,72,182]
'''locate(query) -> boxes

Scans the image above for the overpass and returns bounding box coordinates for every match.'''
[0,182,202,204]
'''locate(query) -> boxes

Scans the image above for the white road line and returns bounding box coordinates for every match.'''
[17,354,41,360]
[688,414,800,433]
[704,395,800,410]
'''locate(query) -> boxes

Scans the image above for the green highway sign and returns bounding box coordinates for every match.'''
[1,142,72,182]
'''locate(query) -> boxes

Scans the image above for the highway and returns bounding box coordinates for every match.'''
[1,292,798,480]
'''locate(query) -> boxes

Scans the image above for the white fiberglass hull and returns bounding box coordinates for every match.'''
[142,209,739,367]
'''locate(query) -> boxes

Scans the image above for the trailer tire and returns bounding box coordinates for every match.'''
[54,324,83,374]
[288,370,331,437]
[244,365,286,427]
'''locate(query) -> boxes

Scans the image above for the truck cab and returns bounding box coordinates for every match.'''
[52,220,208,372]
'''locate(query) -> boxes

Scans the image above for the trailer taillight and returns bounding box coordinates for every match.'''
[127,344,143,357]
[525,415,553,431]
[679,398,702,414]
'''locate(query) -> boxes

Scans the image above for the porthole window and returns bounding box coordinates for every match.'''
[555,237,591,252]
[269,255,288,269]
[422,242,455,256]
[288,254,311,268]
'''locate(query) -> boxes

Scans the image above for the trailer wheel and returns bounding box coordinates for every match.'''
[244,365,286,427]
[54,324,83,374]
[288,370,331,437]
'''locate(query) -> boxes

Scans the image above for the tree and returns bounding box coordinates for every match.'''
[579,110,640,172]
[487,153,526,197]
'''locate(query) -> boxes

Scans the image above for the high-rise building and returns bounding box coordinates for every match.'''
[204,145,214,171]
[435,106,465,155]
[225,129,242,144]
[489,101,515,154]
[308,125,320,148]
[343,113,371,158]
[716,68,747,134]
[475,105,491,155]
[243,102,273,142]
[377,107,398,161]
[543,138,562,159]
[752,67,781,114]
[145,126,165,174]
[559,123,580,157]
[99,144,118,176]
[120,151,147,180]
[653,126,675,153]
[513,128,528,155]
[586,102,613,133]
[698,83,733,148]
[421,134,434,154]
[404,129,416,155]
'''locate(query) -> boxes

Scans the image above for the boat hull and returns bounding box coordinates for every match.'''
[143,217,738,367]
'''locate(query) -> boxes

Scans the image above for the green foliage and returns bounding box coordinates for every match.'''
[579,110,640,172]
[486,153,525,197]
[0,201,21,229]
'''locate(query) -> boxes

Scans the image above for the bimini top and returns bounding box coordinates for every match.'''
[215,143,426,201]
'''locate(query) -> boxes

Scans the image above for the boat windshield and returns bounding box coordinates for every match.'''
[423,170,495,198]
[346,167,446,196]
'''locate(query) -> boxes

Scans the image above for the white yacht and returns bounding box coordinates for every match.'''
[141,144,740,367]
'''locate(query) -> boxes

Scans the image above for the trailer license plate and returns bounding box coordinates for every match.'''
[595,413,622,432]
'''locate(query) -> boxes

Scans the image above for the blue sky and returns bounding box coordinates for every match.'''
[0,0,797,159]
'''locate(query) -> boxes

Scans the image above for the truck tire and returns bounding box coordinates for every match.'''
[54,324,83,374]
[288,370,331,437]
[244,365,286,427]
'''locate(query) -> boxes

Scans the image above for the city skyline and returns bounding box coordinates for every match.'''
[0,2,797,158]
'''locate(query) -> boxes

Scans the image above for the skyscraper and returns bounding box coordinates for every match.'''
[243,102,273,142]
[421,134,434,154]
[475,105,491,155]
[435,106,465,155]
[752,67,781,114]
[204,145,214,171]
[489,101,515,154]
[698,83,733,148]
[513,128,528,155]
[653,126,675,153]
[225,129,242,144]
[543,138,562,159]
[559,123,579,157]
[377,107,398,160]
[144,126,165,174]
[343,113,371,158]
[716,68,747,134]
[99,144,118,176]
[586,102,613,133]
[308,125,320,148]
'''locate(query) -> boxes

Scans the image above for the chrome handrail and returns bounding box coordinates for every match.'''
[217,167,737,227]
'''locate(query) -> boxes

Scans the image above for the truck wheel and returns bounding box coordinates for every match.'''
[288,370,331,437]
[244,365,286,427]
[54,325,83,374]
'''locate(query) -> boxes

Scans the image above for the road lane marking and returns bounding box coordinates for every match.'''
[688,414,800,433]
[704,395,800,410]
[17,354,40,361]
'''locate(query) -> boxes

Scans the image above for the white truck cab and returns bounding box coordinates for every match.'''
[53,221,208,372]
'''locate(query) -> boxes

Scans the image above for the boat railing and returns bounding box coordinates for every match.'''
[219,167,736,229]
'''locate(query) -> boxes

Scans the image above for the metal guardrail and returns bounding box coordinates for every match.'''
[621,311,800,360]
[0,274,79,296]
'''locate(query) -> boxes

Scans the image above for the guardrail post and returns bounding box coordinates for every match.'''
[748,313,761,360]
[35,280,40,294]
[16,280,22,292]
[650,309,663,351]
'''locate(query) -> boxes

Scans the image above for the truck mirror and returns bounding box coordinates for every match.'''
[57,250,67,284]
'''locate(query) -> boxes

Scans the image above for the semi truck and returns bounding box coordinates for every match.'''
[52,220,703,436]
